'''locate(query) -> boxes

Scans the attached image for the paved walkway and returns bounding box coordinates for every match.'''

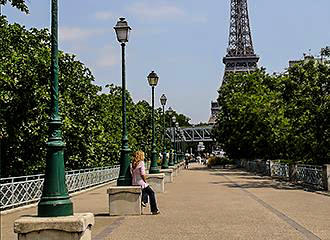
[1,163,330,240]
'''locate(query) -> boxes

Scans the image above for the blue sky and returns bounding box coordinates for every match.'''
[3,0,330,123]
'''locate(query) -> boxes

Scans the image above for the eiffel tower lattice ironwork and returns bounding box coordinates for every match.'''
[223,0,259,73]
[209,0,259,124]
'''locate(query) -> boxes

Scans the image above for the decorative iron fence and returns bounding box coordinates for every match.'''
[0,166,120,211]
[295,164,324,190]
[237,160,327,190]
[271,162,290,179]
[237,159,270,176]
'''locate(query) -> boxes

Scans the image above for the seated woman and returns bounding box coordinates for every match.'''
[131,150,160,215]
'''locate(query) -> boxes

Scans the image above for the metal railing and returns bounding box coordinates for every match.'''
[295,164,324,190]
[0,166,120,211]
[238,159,326,190]
[271,162,290,179]
[238,159,270,176]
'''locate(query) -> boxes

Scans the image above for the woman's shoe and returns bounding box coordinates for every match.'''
[152,210,160,215]
[141,202,147,207]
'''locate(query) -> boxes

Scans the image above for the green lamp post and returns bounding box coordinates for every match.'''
[175,122,180,163]
[160,94,168,169]
[167,107,174,166]
[179,128,184,162]
[114,17,133,186]
[37,0,73,217]
[181,128,186,161]
[172,116,177,164]
[148,71,160,174]
[177,127,181,162]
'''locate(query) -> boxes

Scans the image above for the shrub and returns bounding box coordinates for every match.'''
[207,156,233,167]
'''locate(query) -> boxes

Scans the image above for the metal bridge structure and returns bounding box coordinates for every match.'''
[166,126,214,143]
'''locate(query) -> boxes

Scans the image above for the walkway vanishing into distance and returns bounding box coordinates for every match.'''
[1,163,330,240]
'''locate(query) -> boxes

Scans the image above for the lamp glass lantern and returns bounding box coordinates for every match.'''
[168,107,173,116]
[160,94,167,106]
[172,116,176,123]
[114,17,131,43]
[147,71,159,86]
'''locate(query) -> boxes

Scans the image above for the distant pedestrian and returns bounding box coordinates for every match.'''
[131,150,160,215]
[185,156,189,169]
[197,156,202,164]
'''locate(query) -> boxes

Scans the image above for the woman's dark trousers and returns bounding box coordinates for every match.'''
[142,186,159,212]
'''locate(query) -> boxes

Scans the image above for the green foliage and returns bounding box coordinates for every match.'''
[207,156,233,167]
[0,18,50,176]
[0,17,191,177]
[0,0,29,13]
[164,109,191,128]
[321,46,330,58]
[213,61,330,165]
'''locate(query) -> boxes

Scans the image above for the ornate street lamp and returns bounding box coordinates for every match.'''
[175,122,180,163]
[38,0,73,217]
[167,107,174,166]
[177,127,182,162]
[148,71,160,174]
[160,94,168,169]
[114,17,132,186]
[180,128,185,162]
[172,116,177,164]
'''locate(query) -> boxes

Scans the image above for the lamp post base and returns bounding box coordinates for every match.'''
[149,151,160,174]
[161,151,168,169]
[149,166,160,174]
[38,198,73,217]
[168,152,174,166]
[117,148,132,186]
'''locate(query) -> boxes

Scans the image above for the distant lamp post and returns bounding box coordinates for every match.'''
[179,128,184,162]
[148,71,160,174]
[172,116,177,164]
[114,17,132,186]
[167,107,174,166]
[37,0,73,217]
[160,94,168,169]
[175,122,179,163]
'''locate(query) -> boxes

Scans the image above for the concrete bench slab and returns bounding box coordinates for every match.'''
[146,173,165,193]
[159,169,174,183]
[14,213,94,240]
[107,186,142,216]
[169,166,178,177]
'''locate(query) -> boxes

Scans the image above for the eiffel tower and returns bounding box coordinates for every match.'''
[209,0,259,124]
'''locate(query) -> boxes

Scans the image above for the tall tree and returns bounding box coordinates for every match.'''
[213,59,329,164]
[0,0,29,13]
[0,18,193,177]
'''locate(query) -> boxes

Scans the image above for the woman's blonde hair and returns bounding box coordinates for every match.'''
[132,150,145,169]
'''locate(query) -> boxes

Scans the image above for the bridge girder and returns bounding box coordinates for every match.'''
[166,126,214,143]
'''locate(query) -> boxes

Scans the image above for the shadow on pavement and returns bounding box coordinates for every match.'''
[186,166,210,171]
[95,213,111,217]
[224,181,303,191]
[211,171,252,176]
[209,168,305,191]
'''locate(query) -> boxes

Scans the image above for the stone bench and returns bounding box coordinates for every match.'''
[107,186,142,216]
[159,168,174,183]
[146,173,165,193]
[169,166,178,177]
[14,213,94,240]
